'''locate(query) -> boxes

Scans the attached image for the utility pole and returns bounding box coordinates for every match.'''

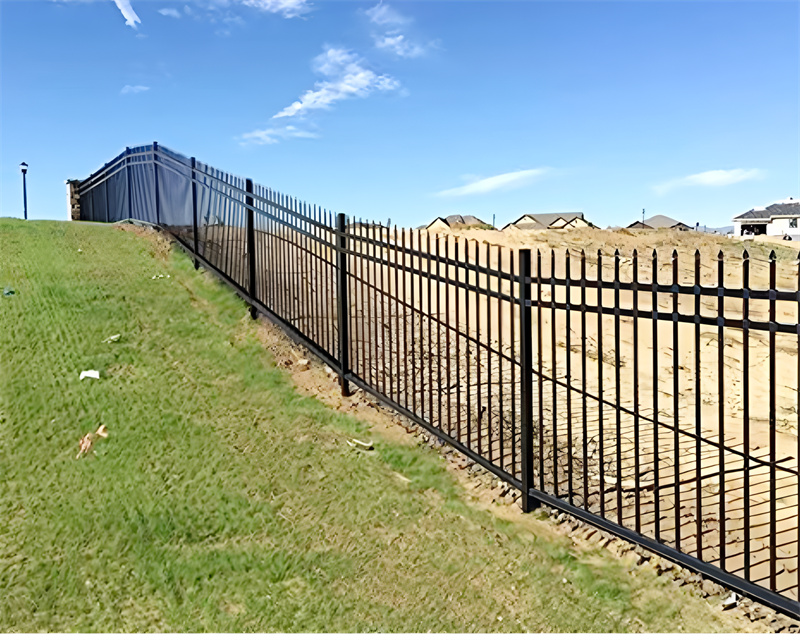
[20,162,28,220]
[642,208,645,223]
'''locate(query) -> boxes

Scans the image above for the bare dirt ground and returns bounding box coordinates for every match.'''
[445,227,800,601]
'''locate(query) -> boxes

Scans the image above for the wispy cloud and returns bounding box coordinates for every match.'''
[654,168,764,195]
[59,0,308,29]
[120,84,150,94]
[366,2,410,26]
[239,125,319,145]
[435,169,549,197]
[365,2,432,58]
[113,0,141,28]
[239,0,311,18]
[373,32,426,58]
[272,47,400,119]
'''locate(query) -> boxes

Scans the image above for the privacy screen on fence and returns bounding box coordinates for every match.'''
[78,143,800,618]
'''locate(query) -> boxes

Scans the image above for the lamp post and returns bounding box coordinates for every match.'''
[20,162,28,220]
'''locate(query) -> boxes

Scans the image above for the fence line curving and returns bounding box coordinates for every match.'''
[76,143,800,618]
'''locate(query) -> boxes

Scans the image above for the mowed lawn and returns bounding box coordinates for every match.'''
[0,219,747,632]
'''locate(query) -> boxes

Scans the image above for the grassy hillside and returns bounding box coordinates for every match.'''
[0,219,751,632]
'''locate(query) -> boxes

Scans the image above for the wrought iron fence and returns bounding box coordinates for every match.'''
[77,143,800,618]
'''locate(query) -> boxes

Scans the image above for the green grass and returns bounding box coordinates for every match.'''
[0,219,747,632]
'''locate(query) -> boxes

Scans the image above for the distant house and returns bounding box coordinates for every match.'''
[426,217,451,233]
[732,198,799,237]
[502,212,590,231]
[627,215,692,231]
[425,214,495,231]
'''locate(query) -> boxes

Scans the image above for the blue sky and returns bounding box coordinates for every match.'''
[1,0,798,229]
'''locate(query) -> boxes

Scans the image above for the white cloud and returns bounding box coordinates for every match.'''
[366,2,410,26]
[435,169,549,197]
[57,0,306,30]
[365,3,433,58]
[239,0,311,18]
[113,0,140,28]
[654,168,764,195]
[239,125,319,145]
[120,84,150,94]
[373,32,426,58]
[272,47,400,119]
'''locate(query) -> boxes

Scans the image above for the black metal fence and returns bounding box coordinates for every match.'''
[77,143,800,618]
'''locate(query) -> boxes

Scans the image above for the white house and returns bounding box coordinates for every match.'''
[732,198,799,237]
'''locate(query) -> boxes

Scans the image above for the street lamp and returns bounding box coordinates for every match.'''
[20,162,28,220]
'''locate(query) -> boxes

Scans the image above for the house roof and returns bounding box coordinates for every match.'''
[426,216,450,227]
[507,212,585,229]
[645,215,684,228]
[426,214,494,230]
[733,209,771,221]
[627,215,690,229]
[733,198,799,221]
[764,201,800,217]
[452,214,490,227]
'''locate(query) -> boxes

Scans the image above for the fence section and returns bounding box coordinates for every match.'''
[77,143,800,618]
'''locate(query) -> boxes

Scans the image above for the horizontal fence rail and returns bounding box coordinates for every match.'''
[76,143,800,618]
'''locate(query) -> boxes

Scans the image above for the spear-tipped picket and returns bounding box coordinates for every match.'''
[717,248,727,570]
[651,246,660,540]
[613,248,623,522]
[742,247,751,581]
[671,248,681,550]
[631,247,641,531]
[768,249,777,590]
[693,248,703,559]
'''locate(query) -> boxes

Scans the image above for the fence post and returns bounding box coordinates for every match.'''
[191,157,199,270]
[246,178,256,319]
[103,162,110,223]
[125,147,133,220]
[518,249,539,512]
[153,141,161,226]
[336,212,352,396]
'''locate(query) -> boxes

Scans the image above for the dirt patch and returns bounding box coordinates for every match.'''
[114,222,174,262]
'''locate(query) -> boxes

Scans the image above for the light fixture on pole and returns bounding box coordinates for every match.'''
[20,162,28,221]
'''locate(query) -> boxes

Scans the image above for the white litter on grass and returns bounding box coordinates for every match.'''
[79,370,100,381]
[722,592,740,608]
[151,274,171,279]
[346,438,374,451]
[102,334,121,344]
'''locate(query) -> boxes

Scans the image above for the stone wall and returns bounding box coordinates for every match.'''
[66,180,81,220]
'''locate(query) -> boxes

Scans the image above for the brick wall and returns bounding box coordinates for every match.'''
[66,180,81,220]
